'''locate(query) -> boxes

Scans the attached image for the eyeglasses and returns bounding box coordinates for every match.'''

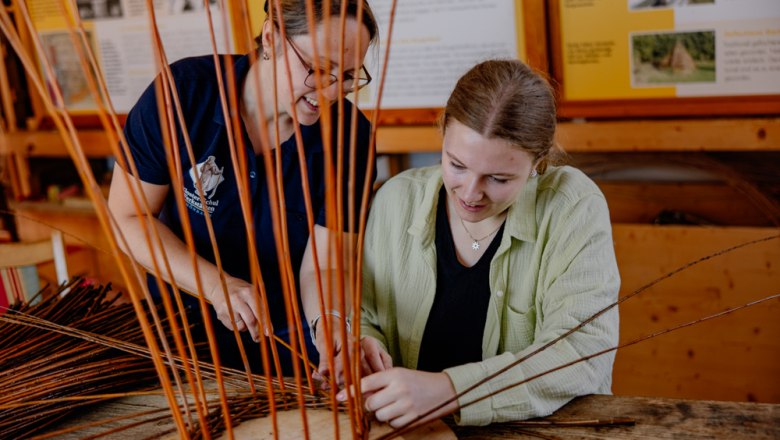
[285,37,372,93]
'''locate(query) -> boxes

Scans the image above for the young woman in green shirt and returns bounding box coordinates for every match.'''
[342,59,620,427]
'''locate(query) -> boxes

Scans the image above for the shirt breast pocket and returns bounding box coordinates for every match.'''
[502,304,536,352]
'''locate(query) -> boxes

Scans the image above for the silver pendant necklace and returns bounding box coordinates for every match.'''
[459,216,503,251]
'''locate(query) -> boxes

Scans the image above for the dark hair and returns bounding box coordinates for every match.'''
[442,59,562,174]
[257,0,379,49]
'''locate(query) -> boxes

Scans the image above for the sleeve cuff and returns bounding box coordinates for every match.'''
[359,325,388,352]
[444,352,519,426]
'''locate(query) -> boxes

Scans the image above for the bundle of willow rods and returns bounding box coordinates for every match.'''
[0,279,182,439]
[0,280,363,439]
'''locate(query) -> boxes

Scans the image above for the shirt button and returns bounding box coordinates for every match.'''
[249,171,256,179]
[495,290,504,298]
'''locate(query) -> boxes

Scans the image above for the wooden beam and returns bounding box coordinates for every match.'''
[376,125,442,154]
[374,117,780,154]
[522,0,548,73]
[2,117,777,157]
[0,129,114,157]
[556,118,780,152]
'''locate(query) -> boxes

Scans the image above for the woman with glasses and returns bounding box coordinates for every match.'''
[108,0,378,375]
[349,59,619,427]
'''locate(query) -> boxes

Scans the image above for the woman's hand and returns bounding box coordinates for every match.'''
[359,336,392,376]
[207,276,264,342]
[342,368,460,429]
[315,333,392,388]
[313,315,351,387]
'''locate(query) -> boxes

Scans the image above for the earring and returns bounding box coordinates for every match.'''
[530,169,538,178]
[262,51,270,61]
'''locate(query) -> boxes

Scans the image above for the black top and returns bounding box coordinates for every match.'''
[417,189,505,372]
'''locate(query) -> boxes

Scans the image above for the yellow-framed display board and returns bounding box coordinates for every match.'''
[550,0,780,118]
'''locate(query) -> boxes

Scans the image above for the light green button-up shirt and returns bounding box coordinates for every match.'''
[361,165,620,426]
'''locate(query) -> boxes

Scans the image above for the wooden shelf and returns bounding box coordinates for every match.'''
[375,117,780,154]
[556,117,780,153]
[3,117,776,158]
[10,200,96,216]
[0,130,116,158]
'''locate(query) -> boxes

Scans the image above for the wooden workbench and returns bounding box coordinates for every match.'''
[45,392,780,439]
[451,394,780,439]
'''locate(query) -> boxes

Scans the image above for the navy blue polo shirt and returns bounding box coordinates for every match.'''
[123,54,374,334]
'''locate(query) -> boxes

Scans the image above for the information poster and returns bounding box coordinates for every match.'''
[360,0,525,109]
[559,0,780,101]
[30,0,232,113]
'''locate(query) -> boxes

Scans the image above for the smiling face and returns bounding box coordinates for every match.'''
[441,119,536,223]
[262,17,371,126]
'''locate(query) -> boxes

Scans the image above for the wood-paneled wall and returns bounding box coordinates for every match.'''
[611,224,780,403]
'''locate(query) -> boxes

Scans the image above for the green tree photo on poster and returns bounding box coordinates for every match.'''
[631,30,716,85]
[630,0,715,11]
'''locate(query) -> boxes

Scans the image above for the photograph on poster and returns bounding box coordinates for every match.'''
[629,0,715,10]
[41,31,98,110]
[76,0,123,19]
[167,0,218,14]
[631,30,716,85]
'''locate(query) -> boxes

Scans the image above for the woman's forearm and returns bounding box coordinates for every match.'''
[108,166,223,300]
[114,213,224,299]
[299,225,355,331]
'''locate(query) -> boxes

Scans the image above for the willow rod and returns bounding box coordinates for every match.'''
[52,0,214,419]
[206,0,279,400]
[52,0,224,433]
[56,1,205,428]
[352,0,399,420]
[297,1,366,436]
[0,3,195,435]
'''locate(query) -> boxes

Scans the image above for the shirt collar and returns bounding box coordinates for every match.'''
[408,167,445,248]
[280,122,322,154]
[504,174,538,243]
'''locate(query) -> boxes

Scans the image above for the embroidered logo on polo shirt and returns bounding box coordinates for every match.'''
[184,156,224,215]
